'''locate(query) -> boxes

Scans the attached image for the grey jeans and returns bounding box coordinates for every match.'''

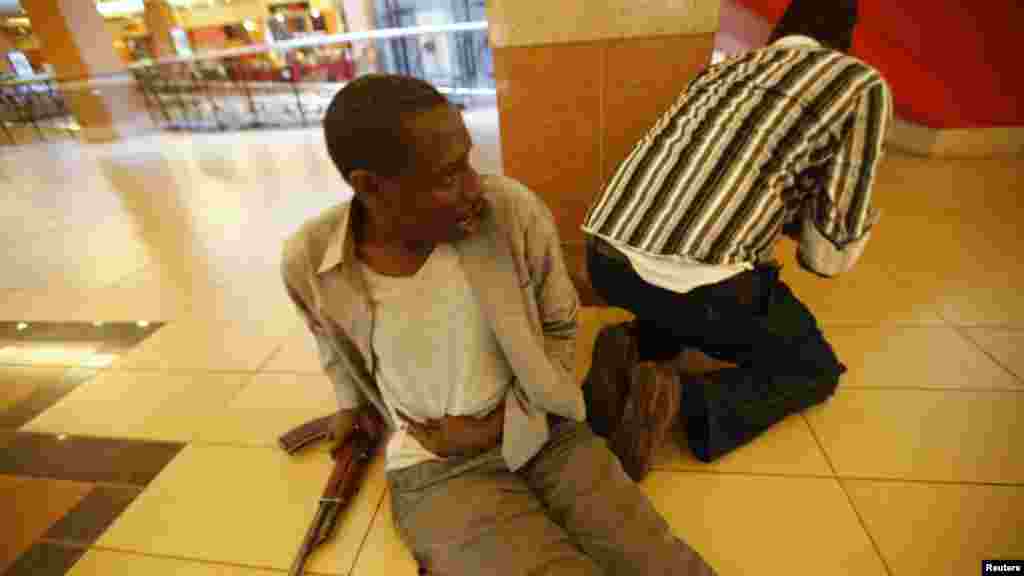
[387,417,717,575]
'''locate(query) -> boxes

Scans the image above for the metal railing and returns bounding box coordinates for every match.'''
[0,74,79,143]
[0,21,495,144]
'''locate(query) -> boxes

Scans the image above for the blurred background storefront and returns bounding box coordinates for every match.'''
[0,0,493,94]
[0,0,496,142]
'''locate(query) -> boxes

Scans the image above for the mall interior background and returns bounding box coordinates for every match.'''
[1,1,1022,576]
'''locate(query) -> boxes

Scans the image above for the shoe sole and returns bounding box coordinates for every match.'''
[612,363,678,482]
[587,324,636,437]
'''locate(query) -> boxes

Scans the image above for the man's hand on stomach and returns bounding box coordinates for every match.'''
[397,402,505,458]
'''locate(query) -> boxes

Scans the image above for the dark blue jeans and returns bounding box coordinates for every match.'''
[585,241,846,461]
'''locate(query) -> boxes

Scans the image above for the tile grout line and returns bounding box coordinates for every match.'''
[0,361,326,376]
[649,465,1024,488]
[341,488,390,576]
[814,475,1024,489]
[829,385,1024,393]
[82,544,292,573]
[215,343,285,411]
[947,324,1024,386]
[1,470,168,490]
[188,439,321,451]
[0,362,277,375]
[800,412,896,576]
[649,465,837,482]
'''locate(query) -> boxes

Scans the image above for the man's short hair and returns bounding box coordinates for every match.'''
[768,0,859,53]
[323,74,449,182]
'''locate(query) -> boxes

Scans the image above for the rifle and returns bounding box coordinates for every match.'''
[280,410,384,576]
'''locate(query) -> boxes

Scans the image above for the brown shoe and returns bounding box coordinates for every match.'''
[584,322,638,439]
[610,361,681,482]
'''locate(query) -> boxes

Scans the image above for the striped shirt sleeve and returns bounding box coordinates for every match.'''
[799,79,893,276]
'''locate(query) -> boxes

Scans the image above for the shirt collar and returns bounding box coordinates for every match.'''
[317,201,357,275]
[772,35,822,49]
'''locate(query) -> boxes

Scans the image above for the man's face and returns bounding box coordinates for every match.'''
[386,104,484,245]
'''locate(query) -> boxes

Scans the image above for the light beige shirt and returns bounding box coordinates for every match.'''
[281,175,585,471]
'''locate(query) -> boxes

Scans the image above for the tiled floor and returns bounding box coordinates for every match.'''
[2,106,1023,576]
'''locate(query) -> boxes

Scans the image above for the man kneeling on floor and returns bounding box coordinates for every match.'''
[582,0,893,481]
[281,74,716,575]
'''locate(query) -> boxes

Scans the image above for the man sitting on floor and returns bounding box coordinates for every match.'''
[281,74,716,575]
[582,0,894,480]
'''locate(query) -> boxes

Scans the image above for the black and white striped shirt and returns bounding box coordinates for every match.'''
[582,39,893,276]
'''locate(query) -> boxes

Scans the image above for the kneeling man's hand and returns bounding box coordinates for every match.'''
[398,402,505,458]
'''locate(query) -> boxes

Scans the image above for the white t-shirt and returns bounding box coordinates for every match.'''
[593,233,752,296]
[360,243,513,471]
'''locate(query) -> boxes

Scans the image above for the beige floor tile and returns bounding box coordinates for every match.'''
[773,244,945,326]
[868,155,1024,281]
[844,479,1024,576]
[600,307,636,325]
[174,284,296,330]
[825,325,1022,390]
[575,307,605,384]
[961,329,1024,380]
[0,474,93,572]
[112,320,283,372]
[349,490,419,576]
[642,471,887,576]
[262,331,323,374]
[805,388,1024,483]
[68,549,283,575]
[652,414,832,476]
[23,371,251,443]
[0,288,178,325]
[195,373,336,448]
[938,285,1024,327]
[96,443,387,574]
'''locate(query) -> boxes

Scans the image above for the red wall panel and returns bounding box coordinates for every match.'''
[733,0,1024,128]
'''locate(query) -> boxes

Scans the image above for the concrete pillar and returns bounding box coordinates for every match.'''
[143,0,182,60]
[485,0,720,254]
[21,0,152,142]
